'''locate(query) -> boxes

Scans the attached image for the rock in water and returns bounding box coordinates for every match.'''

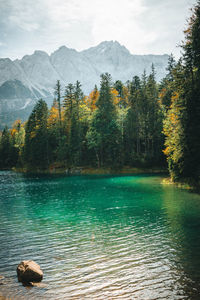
[17,260,43,283]
[0,275,4,285]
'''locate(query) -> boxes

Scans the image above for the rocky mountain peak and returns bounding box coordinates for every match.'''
[0,41,170,127]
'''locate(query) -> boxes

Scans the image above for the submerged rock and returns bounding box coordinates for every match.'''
[0,276,4,285]
[17,260,43,283]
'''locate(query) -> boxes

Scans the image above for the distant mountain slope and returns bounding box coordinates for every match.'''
[0,41,169,128]
[82,41,168,84]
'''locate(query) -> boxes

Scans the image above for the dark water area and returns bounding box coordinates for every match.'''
[0,171,200,299]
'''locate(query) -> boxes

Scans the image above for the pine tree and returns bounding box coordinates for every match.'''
[146,65,163,161]
[55,80,62,128]
[159,54,176,109]
[0,126,18,168]
[163,1,200,183]
[124,76,141,164]
[63,82,84,166]
[24,99,49,169]
[87,73,120,167]
[182,1,200,181]
[47,99,61,163]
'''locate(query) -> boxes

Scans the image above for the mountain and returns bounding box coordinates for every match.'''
[0,41,169,128]
[82,41,168,83]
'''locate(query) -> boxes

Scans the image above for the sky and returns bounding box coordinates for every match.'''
[0,0,197,59]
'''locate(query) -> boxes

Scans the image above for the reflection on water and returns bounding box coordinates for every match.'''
[0,171,200,299]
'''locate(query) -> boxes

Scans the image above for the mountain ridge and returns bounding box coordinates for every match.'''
[0,41,169,128]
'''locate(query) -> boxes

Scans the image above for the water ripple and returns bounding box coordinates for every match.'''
[0,172,200,299]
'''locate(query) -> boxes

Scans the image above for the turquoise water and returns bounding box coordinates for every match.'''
[0,171,200,299]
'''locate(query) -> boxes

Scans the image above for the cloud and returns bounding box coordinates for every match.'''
[0,0,197,59]
[0,41,6,47]
[35,0,147,51]
[8,15,40,31]
[88,0,146,45]
[136,0,197,56]
[1,0,43,31]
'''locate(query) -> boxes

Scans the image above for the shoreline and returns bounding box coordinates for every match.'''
[161,177,200,190]
[10,166,168,176]
[2,167,199,190]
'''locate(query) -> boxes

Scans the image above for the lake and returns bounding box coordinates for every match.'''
[0,171,200,299]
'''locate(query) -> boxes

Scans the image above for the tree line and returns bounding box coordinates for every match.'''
[0,67,165,171]
[161,1,200,185]
[0,0,199,185]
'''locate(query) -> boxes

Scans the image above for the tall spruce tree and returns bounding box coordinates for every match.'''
[55,80,62,129]
[146,65,163,162]
[63,82,84,166]
[163,1,200,183]
[24,99,49,169]
[124,76,141,164]
[0,126,18,168]
[87,73,120,167]
[182,0,200,182]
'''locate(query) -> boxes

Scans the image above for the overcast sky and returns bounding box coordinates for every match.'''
[0,0,197,59]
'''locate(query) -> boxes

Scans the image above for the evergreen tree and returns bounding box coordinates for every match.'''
[159,54,176,109]
[182,1,200,181]
[47,99,61,163]
[146,65,163,162]
[163,1,200,183]
[63,82,84,166]
[114,80,127,108]
[87,73,120,167]
[124,76,141,164]
[55,80,62,128]
[0,126,18,168]
[24,99,49,169]
[63,83,75,164]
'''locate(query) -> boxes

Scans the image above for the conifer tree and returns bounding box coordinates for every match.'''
[63,82,84,166]
[87,73,120,167]
[0,126,18,168]
[24,99,49,169]
[182,1,200,181]
[55,80,62,128]
[163,1,200,183]
[124,76,141,164]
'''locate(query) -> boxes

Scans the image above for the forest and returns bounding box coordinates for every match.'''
[0,1,200,186]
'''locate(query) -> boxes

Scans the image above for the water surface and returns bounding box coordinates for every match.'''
[0,171,200,299]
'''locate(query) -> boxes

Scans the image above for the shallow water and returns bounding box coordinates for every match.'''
[0,171,200,299]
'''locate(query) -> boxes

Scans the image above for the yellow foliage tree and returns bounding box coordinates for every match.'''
[86,86,99,112]
[47,99,59,128]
